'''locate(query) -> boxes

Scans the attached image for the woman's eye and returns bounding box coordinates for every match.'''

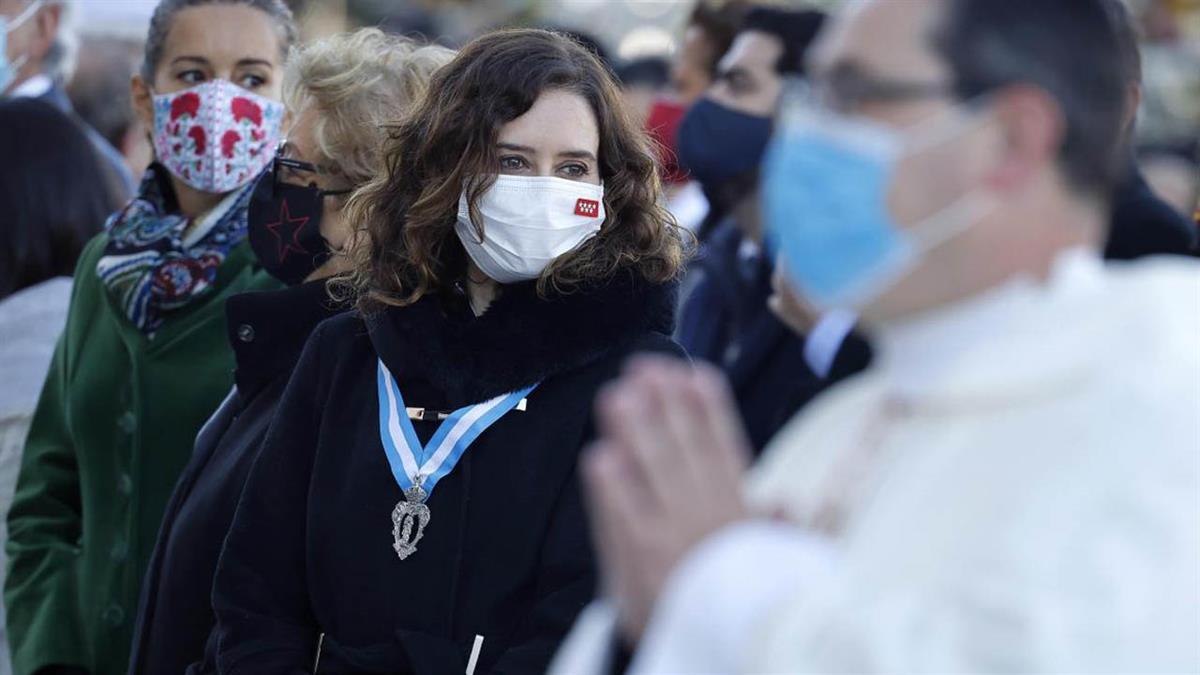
[238,73,267,89]
[499,156,528,171]
[178,70,206,85]
[560,163,588,178]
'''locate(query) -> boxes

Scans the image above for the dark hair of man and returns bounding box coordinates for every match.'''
[140,0,298,82]
[932,0,1127,199]
[687,0,750,77]
[0,98,119,299]
[738,7,827,76]
[616,56,670,89]
[1101,0,1142,86]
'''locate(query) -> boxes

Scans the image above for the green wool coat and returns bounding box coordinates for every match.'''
[4,233,279,675]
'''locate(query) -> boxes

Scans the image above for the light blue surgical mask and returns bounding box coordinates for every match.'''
[762,89,993,312]
[0,0,43,95]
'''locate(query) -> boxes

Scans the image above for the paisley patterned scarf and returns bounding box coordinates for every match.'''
[97,163,254,336]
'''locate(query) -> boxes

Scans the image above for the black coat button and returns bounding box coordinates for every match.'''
[237,324,256,343]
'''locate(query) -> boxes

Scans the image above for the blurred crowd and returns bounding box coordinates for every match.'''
[0,0,1198,674]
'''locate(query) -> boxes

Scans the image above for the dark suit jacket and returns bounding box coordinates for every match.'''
[207,275,682,674]
[1105,164,1196,260]
[676,220,870,453]
[128,281,335,675]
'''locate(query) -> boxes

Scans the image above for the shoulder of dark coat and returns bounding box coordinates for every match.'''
[292,311,374,379]
[567,330,689,386]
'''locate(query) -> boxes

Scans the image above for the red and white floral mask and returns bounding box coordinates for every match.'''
[151,79,285,194]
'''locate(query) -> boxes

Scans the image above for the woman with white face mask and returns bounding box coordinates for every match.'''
[3,2,293,674]
[208,28,688,674]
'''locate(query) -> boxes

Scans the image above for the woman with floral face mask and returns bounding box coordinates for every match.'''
[3,2,294,675]
[209,29,688,674]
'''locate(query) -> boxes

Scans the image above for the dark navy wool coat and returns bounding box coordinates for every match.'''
[208,272,681,674]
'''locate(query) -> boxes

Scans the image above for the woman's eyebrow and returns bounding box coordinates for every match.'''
[236,58,275,69]
[171,55,210,67]
[497,143,596,162]
[496,142,535,154]
[557,150,596,161]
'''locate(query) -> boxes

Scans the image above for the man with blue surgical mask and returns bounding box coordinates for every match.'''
[552,0,1200,672]
[1,0,132,197]
[675,6,871,453]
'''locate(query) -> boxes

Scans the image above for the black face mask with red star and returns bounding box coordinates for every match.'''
[247,165,332,286]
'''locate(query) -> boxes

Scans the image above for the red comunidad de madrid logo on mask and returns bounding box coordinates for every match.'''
[574,198,600,218]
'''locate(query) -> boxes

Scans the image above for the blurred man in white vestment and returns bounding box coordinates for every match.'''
[550,0,1200,672]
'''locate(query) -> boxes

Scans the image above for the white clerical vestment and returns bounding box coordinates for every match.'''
[552,250,1200,674]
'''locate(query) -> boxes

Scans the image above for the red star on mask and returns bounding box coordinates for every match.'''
[265,199,311,262]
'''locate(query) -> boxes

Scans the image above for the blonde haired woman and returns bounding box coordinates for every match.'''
[126,29,455,675]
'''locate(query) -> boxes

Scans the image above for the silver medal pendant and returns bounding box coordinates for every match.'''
[391,483,431,560]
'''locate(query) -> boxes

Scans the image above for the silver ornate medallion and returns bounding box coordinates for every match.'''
[391,483,431,560]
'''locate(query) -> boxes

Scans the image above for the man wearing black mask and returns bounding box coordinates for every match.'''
[676,7,819,240]
[674,6,871,453]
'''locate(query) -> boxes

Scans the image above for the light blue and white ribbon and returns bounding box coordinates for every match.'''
[376,359,537,498]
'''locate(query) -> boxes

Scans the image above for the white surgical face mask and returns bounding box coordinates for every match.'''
[455,175,606,284]
[0,0,43,95]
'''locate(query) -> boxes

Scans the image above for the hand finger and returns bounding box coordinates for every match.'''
[622,353,687,377]
[580,442,622,597]
[595,379,632,445]
[641,359,721,494]
[771,257,788,296]
[582,442,652,598]
[689,362,753,482]
[582,441,662,635]
[770,260,820,334]
[604,365,694,512]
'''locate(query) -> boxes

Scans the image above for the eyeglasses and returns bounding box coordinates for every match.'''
[784,69,953,116]
[273,143,353,198]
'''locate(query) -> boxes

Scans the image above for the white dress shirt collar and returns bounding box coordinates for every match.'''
[8,73,53,99]
[874,247,1105,405]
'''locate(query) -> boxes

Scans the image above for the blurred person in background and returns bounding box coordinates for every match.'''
[615,55,669,126]
[3,1,295,673]
[1135,0,1200,152]
[1102,0,1197,260]
[629,55,689,193]
[671,0,745,106]
[127,29,456,675]
[656,0,747,231]
[553,0,1199,671]
[208,28,685,674]
[1133,0,1200,232]
[0,97,121,675]
[677,6,825,239]
[675,6,871,453]
[67,34,153,181]
[1140,152,1199,222]
[0,0,134,199]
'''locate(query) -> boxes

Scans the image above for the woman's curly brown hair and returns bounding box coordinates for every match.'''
[336,28,688,312]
